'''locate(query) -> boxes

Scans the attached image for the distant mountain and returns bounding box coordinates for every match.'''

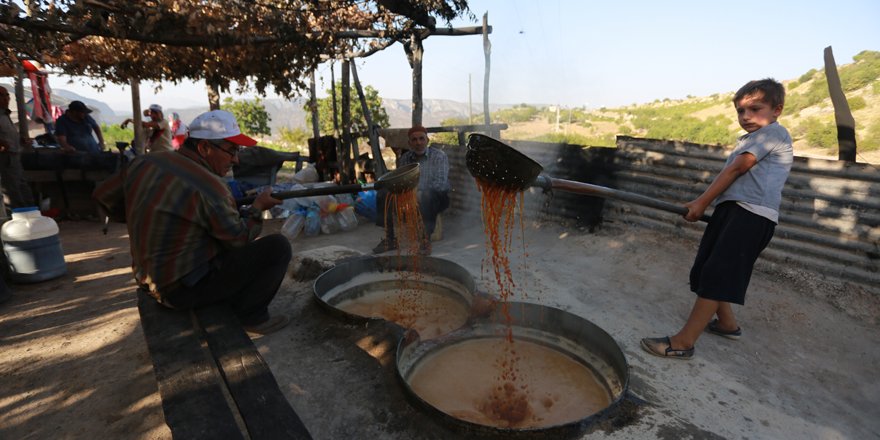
[52,89,117,120]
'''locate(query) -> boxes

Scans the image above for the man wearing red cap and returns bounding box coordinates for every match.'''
[373,125,449,255]
[124,110,290,335]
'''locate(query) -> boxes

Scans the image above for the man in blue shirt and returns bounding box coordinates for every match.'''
[54,100,104,154]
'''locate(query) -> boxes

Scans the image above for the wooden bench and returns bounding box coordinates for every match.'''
[136,289,312,440]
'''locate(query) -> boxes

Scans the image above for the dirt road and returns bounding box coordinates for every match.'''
[0,217,877,439]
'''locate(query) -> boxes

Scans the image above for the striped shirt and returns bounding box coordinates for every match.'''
[398,146,450,192]
[124,148,262,297]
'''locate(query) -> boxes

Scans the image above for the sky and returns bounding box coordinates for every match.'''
[52,0,880,114]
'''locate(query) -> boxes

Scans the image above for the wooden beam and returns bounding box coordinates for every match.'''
[823,46,857,162]
[308,70,320,141]
[0,14,491,49]
[130,79,144,154]
[13,61,28,142]
[340,60,353,184]
[350,61,387,176]
[408,34,424,127]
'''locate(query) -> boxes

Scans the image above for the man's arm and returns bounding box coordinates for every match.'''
[683,152,757,222]
[89,117,105,151]
[56,134,76,153]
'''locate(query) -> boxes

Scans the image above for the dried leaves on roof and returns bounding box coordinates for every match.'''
[0,0,471,97]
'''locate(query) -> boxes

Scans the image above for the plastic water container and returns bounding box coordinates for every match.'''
[1,207,67,283]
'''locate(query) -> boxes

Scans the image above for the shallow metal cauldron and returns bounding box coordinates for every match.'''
[396,301,629,438]
[313,255,476,326]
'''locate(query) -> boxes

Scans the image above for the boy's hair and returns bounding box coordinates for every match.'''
[733,78,785,109]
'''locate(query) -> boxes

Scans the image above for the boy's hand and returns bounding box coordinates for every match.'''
[683,200,708,222]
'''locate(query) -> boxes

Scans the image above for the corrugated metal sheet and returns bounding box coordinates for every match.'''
[440,136,879,290]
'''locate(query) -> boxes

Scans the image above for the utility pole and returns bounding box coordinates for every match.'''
[468,74,473,124]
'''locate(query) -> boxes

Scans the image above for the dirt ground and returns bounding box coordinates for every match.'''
[0,212,878,439]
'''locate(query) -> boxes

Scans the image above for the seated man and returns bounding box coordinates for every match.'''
[123,110,290,335]
[0,86,35,208]
[373,125,450,255]
[54,100,105,153]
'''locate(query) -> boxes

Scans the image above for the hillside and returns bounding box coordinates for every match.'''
[12,50,878,164]
[490,50,880,164]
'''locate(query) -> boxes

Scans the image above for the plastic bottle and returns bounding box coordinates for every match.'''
[304,205,321,237]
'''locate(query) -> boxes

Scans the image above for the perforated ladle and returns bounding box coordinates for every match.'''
[465,134,709,222]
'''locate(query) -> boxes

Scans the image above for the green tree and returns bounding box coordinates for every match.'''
[222,97,271,137]
[309,82,389,135]
[100,124,134,147]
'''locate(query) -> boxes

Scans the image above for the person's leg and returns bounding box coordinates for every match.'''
[164,234,292,325]
[714,301,739,331]
[669,297,721,350]
[9,153,34,208]
[373,189,398,252]
[418,189,449,237]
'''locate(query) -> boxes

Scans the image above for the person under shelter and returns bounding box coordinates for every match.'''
[122,104,173,153]
[0,86,35,208]
[54,100,105,153]
[123,110,290,335]
[373,125,450,255]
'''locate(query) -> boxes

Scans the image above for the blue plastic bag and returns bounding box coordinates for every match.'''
[304,205,321,237]
[355,190,377,223]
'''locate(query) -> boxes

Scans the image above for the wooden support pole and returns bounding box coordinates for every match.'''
[308,70,320,141]
[207,81,220,111]
[340,60,353,184]
[823,46,857,162]
[130,79,145,154]
[350,61,387,177]
[408,33,424,127]
[14,62,29,142]
[330,63,339,135]
[482,12,491,127]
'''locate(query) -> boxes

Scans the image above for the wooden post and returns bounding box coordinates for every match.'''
[823,46,857,162]
[330,63,339,135]
[340,60,352,184]
[408,33,424,127]
[350,61,387,177]
[130,79,145,154]
[308,70,321,141]
[207,81,220,111]
[14,62,29,142]
[482,12,491,127]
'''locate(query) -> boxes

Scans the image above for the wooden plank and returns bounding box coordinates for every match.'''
[195,306,313,440]
[136,290,245,440]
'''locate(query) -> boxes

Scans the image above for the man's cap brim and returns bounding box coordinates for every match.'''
[225,133,258,147]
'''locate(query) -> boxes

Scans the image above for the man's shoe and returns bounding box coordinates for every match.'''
[372,238,398,254]
[640,336,694,360]
[706,319,742,340]
[244,314,290,336]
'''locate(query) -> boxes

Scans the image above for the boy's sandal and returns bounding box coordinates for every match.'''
[640,336,694,360]
[707,319,742,340]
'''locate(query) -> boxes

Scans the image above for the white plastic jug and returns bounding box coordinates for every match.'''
[1,207,67,283]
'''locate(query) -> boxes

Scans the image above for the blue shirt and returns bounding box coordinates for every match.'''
[54,112,101,153]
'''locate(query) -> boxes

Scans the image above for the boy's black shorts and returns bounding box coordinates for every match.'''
[690,201,775,305]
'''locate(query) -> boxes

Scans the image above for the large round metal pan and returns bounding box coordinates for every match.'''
[396,301,629,438]
[313,255,477,329]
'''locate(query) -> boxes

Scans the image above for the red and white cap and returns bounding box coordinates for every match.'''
[188,110,257,147]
